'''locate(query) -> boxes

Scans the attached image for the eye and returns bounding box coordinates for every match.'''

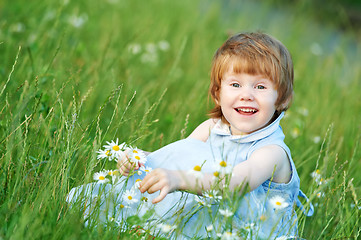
[256,85,266,89]
[231,83,240,88]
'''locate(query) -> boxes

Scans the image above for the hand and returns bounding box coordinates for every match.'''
[117,149,141,176]
[139,168,180,204]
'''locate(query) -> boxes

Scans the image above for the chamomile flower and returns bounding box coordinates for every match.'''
[128,148,147,165]
[139,165,153,175]
[93,171,110,184]
[214,159,233,175]
[219,208,233,217]
[132,179,142,190]
[311,169,327,185]
[123,190,138,204]
[269,196,289,210]
[188,165,204,179]
[104,139,126,159]
[194,195,211,207]
[107,169,120,183]
[97,148,113,161]
[203,190,222,202]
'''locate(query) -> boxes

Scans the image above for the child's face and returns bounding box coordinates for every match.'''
[218,69,278,135]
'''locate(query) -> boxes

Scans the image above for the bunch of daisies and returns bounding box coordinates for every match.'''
[93,138,147,184]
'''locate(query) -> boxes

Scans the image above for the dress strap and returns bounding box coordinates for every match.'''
[296,190,314,217]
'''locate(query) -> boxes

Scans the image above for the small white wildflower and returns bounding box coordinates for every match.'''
[310,42,323,56]
[97,148,113,160]
[127,43,142,55]
[123,190,138,204]
[104,139,126,159]
[269,196,289,210]
[132,179,142,190]
[93,171,110,184]
[128,148,147,165]
[214,159,233,175]
[219,208,233,217]
[316,191,325,198]
[206,224,214,232]
[140,52,158,64]
[158,223,176,233]
[68,14,88,28]
[298,107,309,116]
[311,169,327,185]
[158,40,170,51]
[145,43,157,53]
[217,230,240,240]
[194,195,211,207]
[139,165,153,175]
[188,165,204,179]
[203,190,222,202]
[291,127,300,138]
[313,136,321,144]
[107,169,120,183]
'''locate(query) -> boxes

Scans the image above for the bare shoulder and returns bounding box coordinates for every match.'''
[250,145,292,183]
[187,118,218,142]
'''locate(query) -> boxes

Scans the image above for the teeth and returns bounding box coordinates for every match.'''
[238,108,256,113]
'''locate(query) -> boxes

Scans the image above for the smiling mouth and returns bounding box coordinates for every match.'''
[235,107,258,114]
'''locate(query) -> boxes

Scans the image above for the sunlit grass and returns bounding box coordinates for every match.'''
[0,0,360,239]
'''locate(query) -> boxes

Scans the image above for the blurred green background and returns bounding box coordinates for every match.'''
[1,0,360,239]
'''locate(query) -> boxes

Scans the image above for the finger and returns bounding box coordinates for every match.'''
[139,175,159,193]
[152,186,170,204]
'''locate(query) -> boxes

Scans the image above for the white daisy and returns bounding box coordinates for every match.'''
[158,40,170,51]
[214,159,233,176]
[107,169,120,183]
[139,165,153,175]
[93,171,110,184]
[194,195,211,207]
[123,190,138,204]
[96,148,113,161]
[187,165,204,179]
[203,190,222,202]
[104,138,126,159]
[128,148,147,165]
[219,208,233,217]
[269,196,289,210]
[132,179,142,191]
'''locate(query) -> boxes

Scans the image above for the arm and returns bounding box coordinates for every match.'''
[139,145,291,203]
[187,118,218,142]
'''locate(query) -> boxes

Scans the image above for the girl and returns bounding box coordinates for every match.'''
[68,32,313,239]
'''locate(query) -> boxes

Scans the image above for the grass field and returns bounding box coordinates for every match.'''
[1,0,360,239]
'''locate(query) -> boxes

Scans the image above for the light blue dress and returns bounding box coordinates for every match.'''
[67,112,313,239]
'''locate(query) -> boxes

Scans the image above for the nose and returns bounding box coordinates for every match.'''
[239,87,254,101]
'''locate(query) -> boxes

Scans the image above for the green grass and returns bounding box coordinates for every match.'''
[1,0,360,239]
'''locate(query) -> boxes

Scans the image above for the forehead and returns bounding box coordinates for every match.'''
[220,56,273,80]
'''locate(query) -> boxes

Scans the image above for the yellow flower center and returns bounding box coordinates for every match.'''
[316,169,320,174]
[108,171,112,175]
[260,215,267,221]
[99,176,105,180]
[120,204,124,209]
[193,165,201,171]
[133,150,138,153]
[135,156,140,160]
[106,150,112,156]
[276,201,282,206]
[213,171,219,177]
[112,145,120,151]
[219,161,227,167]
[142,197,148,202]
[136,179,141,182]
[128,196,133,200]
